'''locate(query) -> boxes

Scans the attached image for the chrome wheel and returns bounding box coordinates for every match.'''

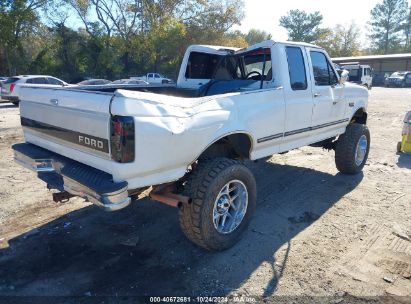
[355,135,368,166]
[213,180,248,234]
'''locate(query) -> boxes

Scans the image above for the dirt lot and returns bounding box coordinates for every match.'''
[0,88,410,302]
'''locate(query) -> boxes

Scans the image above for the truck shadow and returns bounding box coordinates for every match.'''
[0,161,363,297]
[397,153,411,169]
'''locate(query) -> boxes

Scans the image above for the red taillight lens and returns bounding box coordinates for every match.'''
[110,116,135,163]
[10,83,15,92]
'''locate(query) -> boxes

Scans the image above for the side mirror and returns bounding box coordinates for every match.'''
[339,70,349,85]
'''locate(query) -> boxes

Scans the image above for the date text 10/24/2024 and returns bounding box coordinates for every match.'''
[149,296,257,303]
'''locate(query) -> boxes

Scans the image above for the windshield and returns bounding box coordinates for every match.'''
[347,68,360,81]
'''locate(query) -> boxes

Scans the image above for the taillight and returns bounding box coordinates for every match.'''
[110,116,135,163]
[10,83,15,92]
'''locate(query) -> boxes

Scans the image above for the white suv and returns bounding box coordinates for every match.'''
[0,75,69,105]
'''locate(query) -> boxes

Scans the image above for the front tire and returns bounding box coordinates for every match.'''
[179,158,256,251]
[335,123,370,174]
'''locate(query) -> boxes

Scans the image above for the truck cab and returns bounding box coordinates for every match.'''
[339,63,373,89]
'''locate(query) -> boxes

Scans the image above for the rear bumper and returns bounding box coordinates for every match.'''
[12,143,131,211]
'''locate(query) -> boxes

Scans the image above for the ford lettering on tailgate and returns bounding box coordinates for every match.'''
[21,117,109,153]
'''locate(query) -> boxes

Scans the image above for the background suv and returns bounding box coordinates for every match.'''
[0,75,69,105]
[385,71,411,87]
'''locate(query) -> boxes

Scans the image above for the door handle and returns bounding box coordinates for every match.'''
[314,93,321,97]
[50,99,58,105]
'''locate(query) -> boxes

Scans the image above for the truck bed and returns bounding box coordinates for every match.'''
[75,79,261,98]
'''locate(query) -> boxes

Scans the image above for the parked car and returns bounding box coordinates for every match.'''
[0,75,69,105]
[133,73,173,84]
[339,63,373,89]
[385,71,411,87]
[0,77,8,96]
[111,79,149,85]
[77,79,112,85]
[12,40,369,251]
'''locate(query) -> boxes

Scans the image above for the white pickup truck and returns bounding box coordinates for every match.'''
[133,73,173,84]
[13,40,370,251]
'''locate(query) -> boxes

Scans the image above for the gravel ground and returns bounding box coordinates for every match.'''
[0,88,410,303]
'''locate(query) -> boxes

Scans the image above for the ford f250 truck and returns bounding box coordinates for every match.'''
[12,40,370,251]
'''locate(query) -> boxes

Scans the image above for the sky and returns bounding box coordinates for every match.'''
[235,0,382,45]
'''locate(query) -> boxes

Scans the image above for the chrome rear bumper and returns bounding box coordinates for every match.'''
[12,143,131,211]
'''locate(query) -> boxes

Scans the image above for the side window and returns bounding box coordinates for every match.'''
[30,78,47,84]
[310,51,338,86]
[26,79,34,84]
[38,77,48,84]
[286,46,307,90]
[47,77,63,85]
[363,68,367,76]
[148,74,153,78]
[155,74,160,78]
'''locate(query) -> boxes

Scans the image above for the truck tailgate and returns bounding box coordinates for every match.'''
[19,87,113,160]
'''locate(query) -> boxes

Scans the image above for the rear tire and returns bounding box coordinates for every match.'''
[12,101,19,106]
[397,141,402,153]
[179,158,256,251]
[335,123,370,174]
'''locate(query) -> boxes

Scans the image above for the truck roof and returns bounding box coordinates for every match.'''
[188,40,321,55]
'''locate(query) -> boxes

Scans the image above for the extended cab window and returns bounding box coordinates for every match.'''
[310,51,338,86]
[286,46,307,90]
[185,52,222,79]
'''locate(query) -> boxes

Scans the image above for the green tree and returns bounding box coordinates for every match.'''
[369,0,408,54]
[245,29,271,45]
[0,0,246,80]
[319,23,362,57]
[403,7,411,50]
[279,9,328,43]
[0,0,47,75]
